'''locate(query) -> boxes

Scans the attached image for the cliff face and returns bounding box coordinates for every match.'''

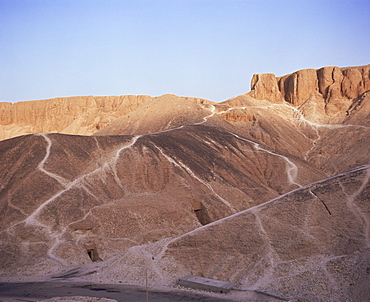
[0,95,213,141]
[0,95,153,141]
[249,73,284,103]
[1,65,368,141]
[249,64,370,120]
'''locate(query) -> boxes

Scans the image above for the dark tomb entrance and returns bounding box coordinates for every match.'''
[86,248,101,262]
[193,200,211,226]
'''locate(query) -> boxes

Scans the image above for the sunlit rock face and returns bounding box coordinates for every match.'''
[220,66,370,175]
[249,73,284,104]
[248,64,370,121]
[0,65,369,301]
[0,95,152,141]
[0,95,212,141]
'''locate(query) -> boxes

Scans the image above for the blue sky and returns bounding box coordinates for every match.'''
[0,0,369,103]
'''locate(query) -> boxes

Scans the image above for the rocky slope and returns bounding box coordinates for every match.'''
[216,92,370,175]
[85,164,370,302]
[0,64,369,301]
[93,94,223,136]
[216,64,370,175]
[0,123,325,274]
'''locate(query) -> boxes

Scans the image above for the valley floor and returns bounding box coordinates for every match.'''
[0,281,285,302]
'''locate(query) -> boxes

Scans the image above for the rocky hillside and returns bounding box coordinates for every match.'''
[91,164,370,301]
[0,64,369,301]
[0,124,325,271]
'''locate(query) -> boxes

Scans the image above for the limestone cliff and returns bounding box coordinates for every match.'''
[0,95,153,141]
[0,95,213,141]
[249,73,284,103]
[248,64,370,122]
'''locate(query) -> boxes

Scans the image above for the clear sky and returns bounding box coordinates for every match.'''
[0,0,369,103]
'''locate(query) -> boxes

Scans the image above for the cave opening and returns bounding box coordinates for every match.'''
[86,248,101,262]
[194,202,211,226]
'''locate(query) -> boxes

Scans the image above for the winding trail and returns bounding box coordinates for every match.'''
[231,132,301,187]
[195,104,216,124]
[154,144,237,214]
[215,102,370,161]
[5,101,334,236]
[3,105,228,234]
[202,104,302,187]
[339,168,370,247]
[9,100,363,261]
[37,133,70,186]
[269,103,370,162]
[156,164,370,294]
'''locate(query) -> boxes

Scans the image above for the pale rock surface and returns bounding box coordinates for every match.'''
[249,73,284,103]
[0,95,213,141]
[94,94,220,136]
[248,64,370,122]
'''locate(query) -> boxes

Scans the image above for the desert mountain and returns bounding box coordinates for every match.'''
[93,94,226,136]
[0,124,325,269]
[0,94,212,141]
[0,64,369,301]
[217,93,370,176]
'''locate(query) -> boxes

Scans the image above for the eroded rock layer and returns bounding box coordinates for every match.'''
[219,88,370,175]
[249,64,370,121]
[0,95,212,141]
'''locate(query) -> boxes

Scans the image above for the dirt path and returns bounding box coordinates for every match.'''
[0,281,287,302]
[0,281,226,302]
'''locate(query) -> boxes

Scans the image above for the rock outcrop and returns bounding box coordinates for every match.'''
[248,64,370,119]
[0,95,213,141]
[249,73,284,103]
[0,95,152,141]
